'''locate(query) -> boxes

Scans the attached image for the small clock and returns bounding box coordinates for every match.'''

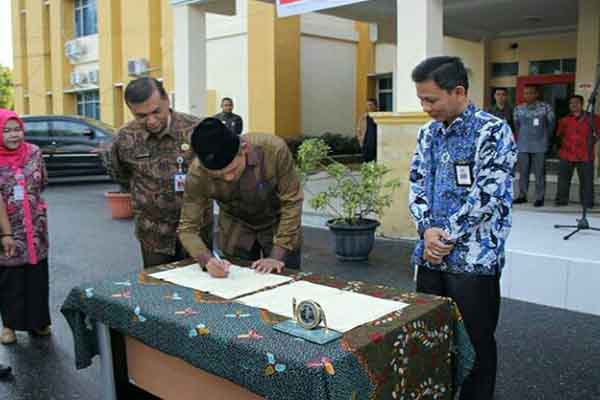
[294,300,325,330]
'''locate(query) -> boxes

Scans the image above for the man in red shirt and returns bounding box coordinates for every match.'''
[555,95,599,208]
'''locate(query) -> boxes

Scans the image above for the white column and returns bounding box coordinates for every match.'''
[575,0,600,175]
[173,4,207,117]
[395,0,444,112]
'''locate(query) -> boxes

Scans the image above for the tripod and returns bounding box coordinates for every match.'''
[554,76,600,240]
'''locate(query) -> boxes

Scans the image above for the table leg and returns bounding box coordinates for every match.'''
[96,322,118,400]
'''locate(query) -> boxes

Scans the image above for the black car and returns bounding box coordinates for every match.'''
[21,115,115,177]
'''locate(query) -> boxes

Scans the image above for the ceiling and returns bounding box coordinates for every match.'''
[257,0,578,42]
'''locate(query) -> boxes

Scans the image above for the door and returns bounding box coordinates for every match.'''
[50,119,108,177]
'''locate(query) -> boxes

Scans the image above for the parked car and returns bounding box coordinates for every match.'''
[21,115,115,178]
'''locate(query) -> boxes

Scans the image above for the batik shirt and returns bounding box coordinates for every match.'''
[109,111,200,255]
[408,104,517,275]
[0,145,49,267]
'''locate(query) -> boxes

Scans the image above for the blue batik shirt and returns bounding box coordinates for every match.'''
[408,103,518,275]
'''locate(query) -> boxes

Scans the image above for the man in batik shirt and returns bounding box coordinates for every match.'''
[409,57,517,400]
[109,77,212,269]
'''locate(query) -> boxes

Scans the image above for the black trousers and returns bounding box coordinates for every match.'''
[556,159,595,208]
[0,259,51,331]
[417,267,500,400]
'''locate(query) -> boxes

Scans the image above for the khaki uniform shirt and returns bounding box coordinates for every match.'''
[178,133,303,262]
[109,111,201,255]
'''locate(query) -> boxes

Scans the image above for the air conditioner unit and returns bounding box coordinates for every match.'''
[70,71,88,87]
[64,39,87,63]
[128,59,150,77]
[88,70,99,85]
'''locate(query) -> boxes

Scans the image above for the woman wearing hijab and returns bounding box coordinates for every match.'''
[0,195,14,376]
[0,109,51,345]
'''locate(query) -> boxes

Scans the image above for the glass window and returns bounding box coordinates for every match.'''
[74,0,97,37]
[52,121,93,138]
[491,62,519,78]
[24,121,50,138]
[376,75,393,112]
[529,59,576,75]
[76,90,100,120]
[562,58,576,74]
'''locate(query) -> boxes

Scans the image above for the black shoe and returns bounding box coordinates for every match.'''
[534,200,544,207]
[514,197,527,204]
[0,363,11,378]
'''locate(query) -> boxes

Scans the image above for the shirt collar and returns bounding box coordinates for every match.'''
[245,140,259,167]
[142,112,174,141]
[436,103,476,136]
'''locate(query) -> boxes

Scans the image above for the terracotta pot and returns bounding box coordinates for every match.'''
[105,192,133,219]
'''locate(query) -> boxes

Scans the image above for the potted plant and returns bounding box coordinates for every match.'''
[100,147,133,220]
[297,138,400,261]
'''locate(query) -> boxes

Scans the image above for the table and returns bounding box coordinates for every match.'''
[61,264,474,400]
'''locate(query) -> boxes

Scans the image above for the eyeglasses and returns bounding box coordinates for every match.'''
[2,127,23,134]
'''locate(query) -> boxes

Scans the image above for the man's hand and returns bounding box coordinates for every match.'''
[251,258,284,274]
[205,258,231,278]
[423,228,454,265]
[1,236,16,258]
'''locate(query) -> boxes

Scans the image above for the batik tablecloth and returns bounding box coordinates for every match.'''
[61,263,474,400]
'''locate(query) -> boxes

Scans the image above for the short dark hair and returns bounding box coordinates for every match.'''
[124,77,168,106]
[221,97,233,105]
[493,87,508,95]
[568,94,584,104]
[411,56,469,93]
[367,98,378,105]
[524,84,539,93]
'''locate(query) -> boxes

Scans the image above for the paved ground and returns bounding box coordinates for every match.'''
[0,182,598,399]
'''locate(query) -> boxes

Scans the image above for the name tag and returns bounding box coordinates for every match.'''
[533,118,540,127]
[454,163,474,187]
[174,173,186,192]
[13,185,24,201]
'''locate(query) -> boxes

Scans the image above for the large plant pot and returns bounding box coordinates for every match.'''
[105,192,133,219]
[326,218,380,261]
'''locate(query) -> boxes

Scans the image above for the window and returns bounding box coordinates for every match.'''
[377,76,393,112]
[75,0,97,37]
[23,121,50,138]
[52,121,93,138]
[76,90,100,120]
[491,62,519,78]
[529,58,576,75]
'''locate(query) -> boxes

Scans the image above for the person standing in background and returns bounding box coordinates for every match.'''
[513,85,555,207]
[214,97,244,135]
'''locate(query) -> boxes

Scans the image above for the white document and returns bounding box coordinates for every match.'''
[237,280,408,333]
[149,264,293,300]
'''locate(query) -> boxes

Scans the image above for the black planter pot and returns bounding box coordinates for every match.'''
[326,219,380,261]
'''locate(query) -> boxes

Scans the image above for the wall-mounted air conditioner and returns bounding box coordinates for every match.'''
[128,59,150,77]
[64,39,87,63]
[88,70,100,85]
[70,71,88,87]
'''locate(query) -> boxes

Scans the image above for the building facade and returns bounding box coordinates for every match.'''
[13,0,571,139]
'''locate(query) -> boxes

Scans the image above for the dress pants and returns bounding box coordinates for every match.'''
[556,159,595,208]
[518,152,546,201]
[417,266,501,400]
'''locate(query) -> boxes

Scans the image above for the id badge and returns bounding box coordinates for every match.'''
[533,118,540,127]
[174,173,186,192]
[454,162,474,187]
[13,185,24,201]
